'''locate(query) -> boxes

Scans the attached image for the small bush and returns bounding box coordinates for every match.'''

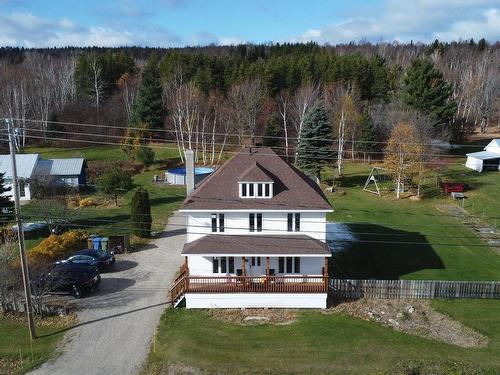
[134,146,155,166]
[29,230,89,264]
[78,197,97,207]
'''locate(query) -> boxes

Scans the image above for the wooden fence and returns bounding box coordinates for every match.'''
[330,279,500,299]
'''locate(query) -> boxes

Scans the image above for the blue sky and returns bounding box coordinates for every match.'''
[1,0,499,47]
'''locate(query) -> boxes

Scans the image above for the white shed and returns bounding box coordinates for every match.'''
[465,139,500,172]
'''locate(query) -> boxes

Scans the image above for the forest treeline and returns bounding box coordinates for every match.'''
[0,40,498,165]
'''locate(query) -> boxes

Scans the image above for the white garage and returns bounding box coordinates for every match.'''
[465,139,500,172]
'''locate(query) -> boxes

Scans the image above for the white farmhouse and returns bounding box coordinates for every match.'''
[465,139,500,172]
[173,147,333,309]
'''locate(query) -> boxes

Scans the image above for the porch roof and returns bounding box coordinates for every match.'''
[182,234,332,257]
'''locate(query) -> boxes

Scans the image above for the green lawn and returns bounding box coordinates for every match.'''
[21,145,187,249]
[325,162,500,280]
[24,144,181,163]
[0,314,70,375]
[143,300,500,375]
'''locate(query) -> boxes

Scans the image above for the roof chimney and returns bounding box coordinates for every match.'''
[185,149,195,195]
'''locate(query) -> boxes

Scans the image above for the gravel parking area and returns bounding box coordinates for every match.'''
[30,212,186,375]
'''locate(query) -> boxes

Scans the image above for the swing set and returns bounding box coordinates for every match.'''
[362,166,394,196]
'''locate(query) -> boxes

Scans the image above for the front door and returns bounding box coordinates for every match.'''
[248,256,265,276]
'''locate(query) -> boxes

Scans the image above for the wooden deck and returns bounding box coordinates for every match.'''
[185,275,328,293]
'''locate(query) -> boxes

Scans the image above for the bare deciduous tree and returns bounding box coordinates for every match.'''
[291,82,319,161]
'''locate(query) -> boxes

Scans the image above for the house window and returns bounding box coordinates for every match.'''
[211,214,217,232]
[251,257,261,266]
[294,257,301,273]
[212,257,219,273]
[286,257,293,273]
[278,257,301,274]
[249,213,262,232]
[287,213,301,232]
[257,184,263,197]
[295,213,301,232]
[211,213,225,233]
[213,257,235,274]
[240,182,273,198]
[221,257,227,273]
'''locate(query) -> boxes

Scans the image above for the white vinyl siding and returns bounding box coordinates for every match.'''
[185,211,326,243]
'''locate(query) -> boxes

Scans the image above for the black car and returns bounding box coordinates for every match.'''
[62,249,116,270]
[35,263,101,298]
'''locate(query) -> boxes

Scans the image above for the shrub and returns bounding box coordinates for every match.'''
[29,230,89,264]
[78,197,97,207]
[131,188,152,238]
[134,146,155,166]
[97,169,134,206]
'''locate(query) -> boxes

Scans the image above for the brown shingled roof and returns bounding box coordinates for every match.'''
[182,234,331,256]
[180,147,332,210]
[238,161,275,182]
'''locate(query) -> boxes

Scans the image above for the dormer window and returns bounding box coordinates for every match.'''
[239,182,273,198]
[238,161,275,199]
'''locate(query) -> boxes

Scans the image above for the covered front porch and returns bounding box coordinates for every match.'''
[172,234,332,307]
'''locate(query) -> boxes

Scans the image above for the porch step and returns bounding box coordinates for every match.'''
[173,293,185,308]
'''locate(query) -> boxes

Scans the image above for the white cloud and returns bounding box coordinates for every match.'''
[293,0,500,44]
[0,12,187,48]
[218,37,246,46]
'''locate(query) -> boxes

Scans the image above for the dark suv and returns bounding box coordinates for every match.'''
[35,263,101,298]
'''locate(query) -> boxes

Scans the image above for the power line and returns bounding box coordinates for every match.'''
[4,117,489,149]
[14,133,472,166]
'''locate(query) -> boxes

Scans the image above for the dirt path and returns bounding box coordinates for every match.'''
[30,213,185,375]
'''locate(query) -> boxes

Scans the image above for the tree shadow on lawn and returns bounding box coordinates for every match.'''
[149,195,185,206]
[332,224,445,279]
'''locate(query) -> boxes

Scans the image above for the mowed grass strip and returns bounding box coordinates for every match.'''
[0,314,72,375]
[144,300,500,374]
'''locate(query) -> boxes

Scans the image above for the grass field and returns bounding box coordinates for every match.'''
[0,314,71,375]
[143,300,500,375]
[22,145,187,249]
[325,162,500,280]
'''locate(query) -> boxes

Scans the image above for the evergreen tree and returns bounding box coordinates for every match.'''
[263,112,283,149]
[0,172,14,226]
[403,58,457,134]
[131,188,152,238]
[358,110,378,155]
[477,38,487,51]
[296,101,332,183]
[131,54,164,135]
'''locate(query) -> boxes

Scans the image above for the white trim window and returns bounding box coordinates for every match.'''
[287,213,301,232]
[249,213,263,232]
[211,213,225,232]
[239,182,273,198]
[278,257,301,274]
[212,256,235,273]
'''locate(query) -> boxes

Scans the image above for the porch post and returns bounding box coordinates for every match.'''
[265,256,270,287]
[242,256,247,288]
[324,257,329,291]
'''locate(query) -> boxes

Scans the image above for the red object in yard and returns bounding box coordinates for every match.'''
[441,182,466,194]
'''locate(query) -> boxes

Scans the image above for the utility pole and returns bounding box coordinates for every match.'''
[6,119,36,340]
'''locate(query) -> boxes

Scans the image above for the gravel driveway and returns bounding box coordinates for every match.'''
[30,212,186,375]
